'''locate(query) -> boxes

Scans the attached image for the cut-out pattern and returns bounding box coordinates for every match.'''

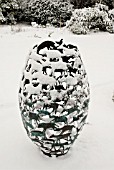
[18,39,90,157]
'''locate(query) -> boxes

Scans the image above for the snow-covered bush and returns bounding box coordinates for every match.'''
[102,0,114,9]
[70,0,114,9]
[94,3,109,11]
[0,0,19,24]
[0,8,5,23]
[22,0,73,27]
[66,3,114,34]
[70,0,97,9]
[109,9,114,21]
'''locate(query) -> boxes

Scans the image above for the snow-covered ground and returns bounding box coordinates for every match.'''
[0,25,114,170]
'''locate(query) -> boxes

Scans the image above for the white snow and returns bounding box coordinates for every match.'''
[31,22,38,28]
[51,60,67,70]
[63,48,77,56]
[34,72,56,86]
[46,50,62,59]
[25,83,42,96]
[65,76,78,85]
[0,25,114,170]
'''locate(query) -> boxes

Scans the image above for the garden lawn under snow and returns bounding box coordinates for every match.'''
[0,25,114,170]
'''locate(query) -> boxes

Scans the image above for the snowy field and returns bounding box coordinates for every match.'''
[0,25,114,170]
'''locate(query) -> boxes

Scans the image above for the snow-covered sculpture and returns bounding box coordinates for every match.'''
[112,92,114,102]
[18,39,90,157]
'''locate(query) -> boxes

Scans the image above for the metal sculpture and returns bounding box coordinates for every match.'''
[18,39,90,157]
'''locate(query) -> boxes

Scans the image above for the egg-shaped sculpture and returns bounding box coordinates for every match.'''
[18,39,90,157]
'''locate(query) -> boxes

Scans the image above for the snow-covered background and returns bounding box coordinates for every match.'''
[0,25,114,170]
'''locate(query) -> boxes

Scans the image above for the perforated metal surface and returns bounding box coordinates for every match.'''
[18,39,90,157]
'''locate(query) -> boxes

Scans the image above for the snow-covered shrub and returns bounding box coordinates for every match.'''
[94,3,109,11]
[70,0,114,9]
[70,0,97,9]
[0,0,19,24]
[66,3,114,34]
[109,9,114,21]
[102,0,114,9]
[0,8,5,23]
[22,0,73,27]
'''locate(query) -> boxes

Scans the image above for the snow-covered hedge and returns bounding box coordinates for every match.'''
[109,9,114,21]
[0,8,5,23]
[22,0,73,27]
[66,3,114,34]
[70,0,114,9]
[0,0,19,24]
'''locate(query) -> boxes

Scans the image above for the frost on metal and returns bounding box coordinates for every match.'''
[18,39,90,157]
